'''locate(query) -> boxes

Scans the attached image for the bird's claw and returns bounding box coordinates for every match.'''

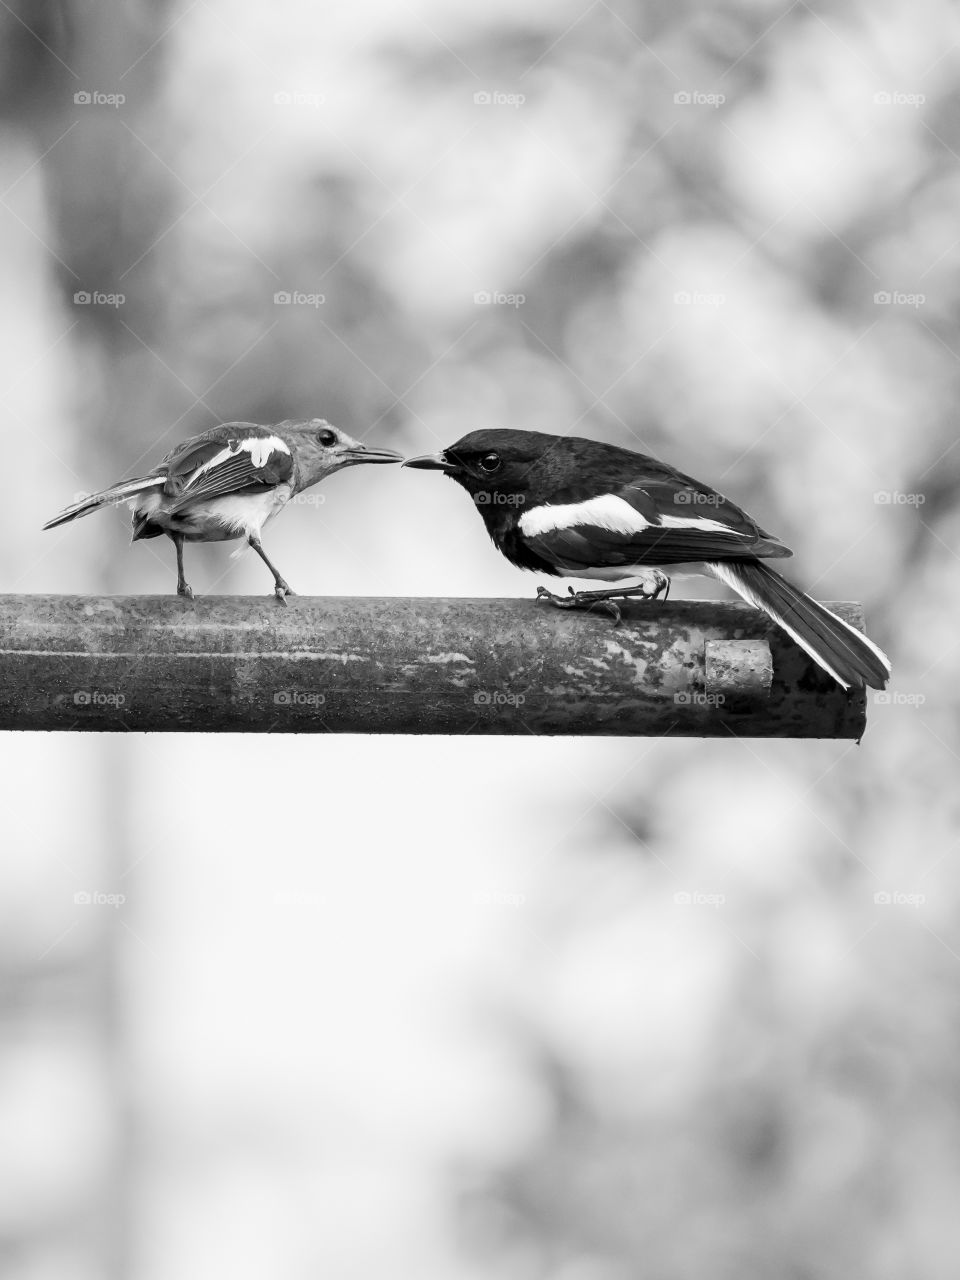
[273,580,295,605]
[536,573,671,625]
[177,584,195,600]
[536,585,565,606]
[536,586,623,626]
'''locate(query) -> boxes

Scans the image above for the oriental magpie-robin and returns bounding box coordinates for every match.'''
[44,419,402,601]
[404,429,890,691]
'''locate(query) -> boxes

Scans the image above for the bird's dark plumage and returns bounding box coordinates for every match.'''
[403,428,890,691]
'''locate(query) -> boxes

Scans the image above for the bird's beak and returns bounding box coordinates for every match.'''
[402,451,459,473]
[340,444,404,465]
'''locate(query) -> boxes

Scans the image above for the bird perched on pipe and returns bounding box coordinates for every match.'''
[44,419,402,601]
[403,429,891,691]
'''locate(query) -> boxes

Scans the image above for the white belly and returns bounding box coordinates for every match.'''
[132,485,293,542]
[196,486,292,539]
[564,562,711,583]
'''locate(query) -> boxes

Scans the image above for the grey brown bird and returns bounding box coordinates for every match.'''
[44,418,402,600]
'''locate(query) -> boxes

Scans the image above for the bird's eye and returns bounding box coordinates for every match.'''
[316,429,337,447]
[478,452,501,473]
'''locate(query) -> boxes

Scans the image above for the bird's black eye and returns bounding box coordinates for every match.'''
[478,452,501,474]
[316,429,337,447]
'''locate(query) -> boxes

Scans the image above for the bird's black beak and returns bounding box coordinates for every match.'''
[341,445,404,465]
[402,451,459,473]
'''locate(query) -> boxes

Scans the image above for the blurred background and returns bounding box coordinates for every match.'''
[1,0,958,1276]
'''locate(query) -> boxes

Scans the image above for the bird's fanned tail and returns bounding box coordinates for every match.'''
[42,476,162,529]
[707,559,890,691]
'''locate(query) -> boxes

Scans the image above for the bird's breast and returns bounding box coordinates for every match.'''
[133,484,292,542]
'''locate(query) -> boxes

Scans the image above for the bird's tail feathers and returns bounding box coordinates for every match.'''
[707,558,890,691]
[42,476,163,530]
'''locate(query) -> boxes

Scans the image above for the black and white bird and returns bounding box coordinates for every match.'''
[404,429,890,690]
[44,419,402,600]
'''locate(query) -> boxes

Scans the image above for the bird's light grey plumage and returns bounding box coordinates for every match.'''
[44,418,402,600]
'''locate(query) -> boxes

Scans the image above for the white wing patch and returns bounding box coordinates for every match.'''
[659,513,746,535]
[520,494,651,538]
[519,494,748,540]
[243,435,289,468]
[185,435,289,490]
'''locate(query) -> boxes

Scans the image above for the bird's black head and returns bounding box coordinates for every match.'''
[403,429,576,519]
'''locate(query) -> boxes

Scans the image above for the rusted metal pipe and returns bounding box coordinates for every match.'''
[705,638,773,704]
[0,595,869,737]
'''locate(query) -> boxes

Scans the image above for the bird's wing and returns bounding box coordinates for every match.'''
[518,472,791,570]
[162,429,294,509]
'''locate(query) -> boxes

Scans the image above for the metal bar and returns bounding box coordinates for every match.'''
[0,595,868,738]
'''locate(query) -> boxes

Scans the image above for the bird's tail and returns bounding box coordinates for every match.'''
[42,476,163,530]
[707,558,890,691]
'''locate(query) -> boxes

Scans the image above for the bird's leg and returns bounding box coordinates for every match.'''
[248,535,295,604]
[536,571,670,627]
[173,533,194,599]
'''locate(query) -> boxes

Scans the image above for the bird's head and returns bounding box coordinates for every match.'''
[281,419,403,487]
[402,429,568,520]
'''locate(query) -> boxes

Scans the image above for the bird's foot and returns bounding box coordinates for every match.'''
[177,583,195,600]
[536,585,623,626]
[273,579,295,605]
[536,572,670,627]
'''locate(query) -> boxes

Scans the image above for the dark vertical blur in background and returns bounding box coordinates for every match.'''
[1,0,958,1276]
